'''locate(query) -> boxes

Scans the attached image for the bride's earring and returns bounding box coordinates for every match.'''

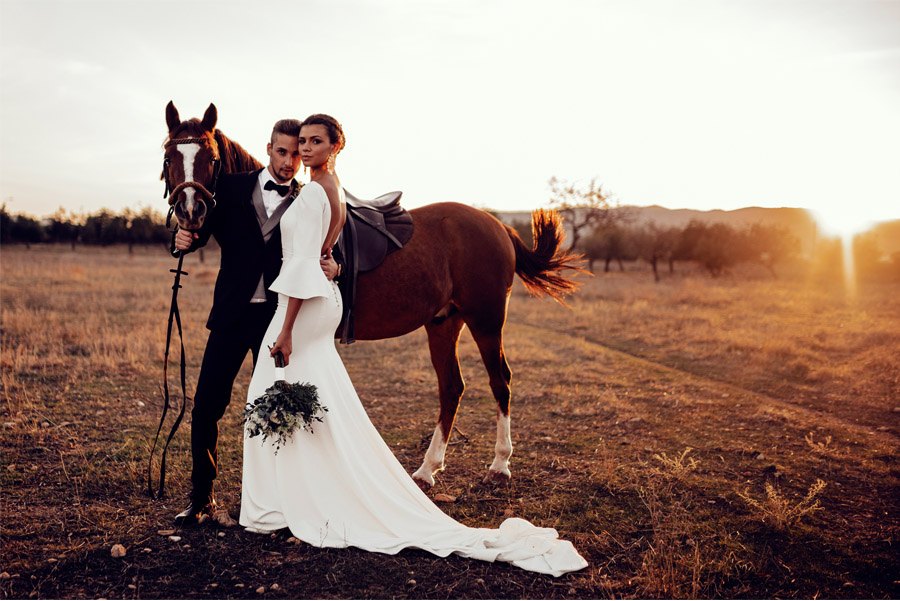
[327,153,336,173]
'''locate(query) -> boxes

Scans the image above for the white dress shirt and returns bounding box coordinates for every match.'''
[258,168,291,218]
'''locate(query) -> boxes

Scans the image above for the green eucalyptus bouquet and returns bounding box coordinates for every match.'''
[243,351,327,454]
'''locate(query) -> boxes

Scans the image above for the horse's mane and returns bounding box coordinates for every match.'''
[164,118,263,174]
[214,129,263,173]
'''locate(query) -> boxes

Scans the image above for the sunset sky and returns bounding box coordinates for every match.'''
[1,0,898,236]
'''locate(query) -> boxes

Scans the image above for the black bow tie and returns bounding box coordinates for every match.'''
[264,180,291,196]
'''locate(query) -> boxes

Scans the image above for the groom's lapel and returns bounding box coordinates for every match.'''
[259,179,299,242]
[250,182,268,227]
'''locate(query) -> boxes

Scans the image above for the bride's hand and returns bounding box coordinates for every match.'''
[270,331,293,366]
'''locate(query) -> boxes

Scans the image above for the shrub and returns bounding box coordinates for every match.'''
[738,479,827,531]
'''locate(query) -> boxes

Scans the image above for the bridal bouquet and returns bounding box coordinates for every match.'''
[243,352,328,454]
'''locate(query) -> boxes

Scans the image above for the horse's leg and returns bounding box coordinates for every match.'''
[467,319,514,484]
[411,313,466,490]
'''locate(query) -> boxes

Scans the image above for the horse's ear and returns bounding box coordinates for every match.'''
[166,101,181,134]
[201,103,218,132]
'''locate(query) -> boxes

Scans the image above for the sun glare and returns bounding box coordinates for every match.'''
[840,235,857,299]
[813,206,868,298]
[813,206,874,241]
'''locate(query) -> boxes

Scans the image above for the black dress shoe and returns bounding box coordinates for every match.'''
[174,499,217,527]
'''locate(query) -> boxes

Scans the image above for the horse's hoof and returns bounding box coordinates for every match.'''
[483,470,512,485]
[413,476,433,491]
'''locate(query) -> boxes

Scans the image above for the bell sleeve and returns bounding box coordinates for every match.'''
[269,185,333,300]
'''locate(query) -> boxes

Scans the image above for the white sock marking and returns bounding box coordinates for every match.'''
[488,412,513,476]
[412,424,446,486]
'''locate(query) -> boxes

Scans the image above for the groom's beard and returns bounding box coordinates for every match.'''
[273,169,295,183]
[268,164,296,184]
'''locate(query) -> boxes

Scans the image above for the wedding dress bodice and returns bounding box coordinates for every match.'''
[269,181,341,302]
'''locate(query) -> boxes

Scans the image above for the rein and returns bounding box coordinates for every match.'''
[148,134,218,499]
[147,253,190,499]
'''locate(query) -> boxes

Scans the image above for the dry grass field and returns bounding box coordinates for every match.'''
[1,244,898,599]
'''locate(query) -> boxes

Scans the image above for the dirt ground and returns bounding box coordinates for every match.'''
[1,245,898,599]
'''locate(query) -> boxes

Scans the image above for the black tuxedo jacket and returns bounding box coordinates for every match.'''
[176,169,284,331]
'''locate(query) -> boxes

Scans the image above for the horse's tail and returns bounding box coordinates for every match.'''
[504,209,586,302]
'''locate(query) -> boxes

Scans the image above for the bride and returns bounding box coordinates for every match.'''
[239,114,588,577]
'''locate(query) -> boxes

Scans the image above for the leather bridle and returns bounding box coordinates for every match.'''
[162,136,222,229]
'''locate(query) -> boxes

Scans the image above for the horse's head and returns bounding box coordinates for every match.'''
[162,101,221,231]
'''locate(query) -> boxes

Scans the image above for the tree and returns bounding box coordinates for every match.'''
[675,221,746,277]
[82,210,128,245]
[580,223,636,273]
[547,177,616,251]
[633,223,681,281]
[744,223,800,277]
[7,214,45,247]
[0,203,11,244]
[128,207,170,246]
[46,207,83,249]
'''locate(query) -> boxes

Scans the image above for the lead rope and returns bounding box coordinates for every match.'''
[147,253,190,499]
[149,137,219,499]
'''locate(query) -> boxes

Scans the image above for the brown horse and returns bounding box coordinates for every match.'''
[162,101,583,488]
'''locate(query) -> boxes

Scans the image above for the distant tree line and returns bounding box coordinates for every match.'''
[579,220,802,279]
[505,177,899,281]
[0,205,172,250]
[509,215,804,279]
[6,199,896,281]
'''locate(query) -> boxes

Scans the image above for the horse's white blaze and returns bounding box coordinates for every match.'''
[488,412,513,477]
[178,143,200,211]
[412,424,446,487]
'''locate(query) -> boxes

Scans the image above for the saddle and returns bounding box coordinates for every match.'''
[335,189,413,344]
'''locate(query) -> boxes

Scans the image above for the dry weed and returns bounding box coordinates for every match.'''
[634,454,749,599]
[588,440,627,491]
[804,431,837,456]
[738,479,827,531]
[652,447,699,479]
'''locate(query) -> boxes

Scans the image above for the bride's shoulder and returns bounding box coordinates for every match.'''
[308,176,343,207]
[300,180,328,203]
[315,175,341,198]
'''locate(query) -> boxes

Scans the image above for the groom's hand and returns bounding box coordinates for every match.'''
[174,228,198,251]
[320,256,340,281]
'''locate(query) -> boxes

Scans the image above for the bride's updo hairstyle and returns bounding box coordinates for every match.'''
[300,114,345,154]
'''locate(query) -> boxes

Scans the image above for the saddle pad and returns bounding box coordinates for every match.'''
[335,192,414,344]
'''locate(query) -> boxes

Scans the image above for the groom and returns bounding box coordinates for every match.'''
[172,118,339,526]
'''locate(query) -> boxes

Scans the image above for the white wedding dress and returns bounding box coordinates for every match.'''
[240,182,588,577]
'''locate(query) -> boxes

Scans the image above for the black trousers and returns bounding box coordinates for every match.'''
[190,301,275,503]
